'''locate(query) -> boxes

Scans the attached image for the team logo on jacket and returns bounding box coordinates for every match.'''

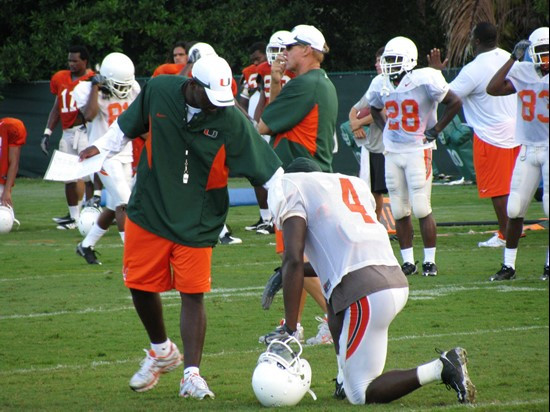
[203,129,219,138]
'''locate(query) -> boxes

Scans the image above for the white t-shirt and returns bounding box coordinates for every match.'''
[367,68,448,153]
[268,172,400,299]
[352,94,384,153]
[507,62,549,147]
[73,80,141,163]
[449,48,518,148]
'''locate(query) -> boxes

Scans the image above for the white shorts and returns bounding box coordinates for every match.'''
[339,287,409,405]
[59,126,91,183]
[98,159,133,211]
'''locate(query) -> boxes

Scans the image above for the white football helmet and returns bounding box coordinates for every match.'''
[77,206,101,237]
[187,42,217,64]
[381,36,418,81]
[0,205,19,234]
[100,52,135,99]
[252,336,316,407]
[266,30,290,64]
[528,27,549,71]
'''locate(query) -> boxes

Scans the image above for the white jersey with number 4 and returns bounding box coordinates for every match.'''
[73,81,141,163]
[507,62,549,146]
[367,68,449,153]
[268,172,400,299]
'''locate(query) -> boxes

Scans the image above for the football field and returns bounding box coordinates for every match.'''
[0,178,548,411]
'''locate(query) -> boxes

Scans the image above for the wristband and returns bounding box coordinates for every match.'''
[43,128,52,136]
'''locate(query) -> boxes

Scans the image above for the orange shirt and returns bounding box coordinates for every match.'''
[50,70,94,130]
[0,118,27,185]
[152,63,186,77]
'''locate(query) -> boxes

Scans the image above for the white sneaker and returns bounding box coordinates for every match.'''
[179,373,215,399]
[306,316,333,345]
[129,343,183,392]
[478,233,505,248]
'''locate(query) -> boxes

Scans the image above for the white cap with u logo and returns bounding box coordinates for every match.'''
[192,55,235,107]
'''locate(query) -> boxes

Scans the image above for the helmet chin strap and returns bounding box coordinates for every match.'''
[307,388,317,400]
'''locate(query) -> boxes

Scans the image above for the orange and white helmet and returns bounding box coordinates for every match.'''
[528,27,549,71]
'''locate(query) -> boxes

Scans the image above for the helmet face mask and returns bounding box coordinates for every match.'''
[266,30,291,65]
[99,52,135,99]
[251,336,316,407]
[381,36,418,82]
[528,27,549,72]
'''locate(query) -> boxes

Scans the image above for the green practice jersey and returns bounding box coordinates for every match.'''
[261,68,338,172]
[118,75,282,246]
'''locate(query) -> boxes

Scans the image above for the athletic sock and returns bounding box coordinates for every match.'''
[401,248,414,265]
[504,248,518,269]
[417,358,443,385]
[82,224,108,248]
[259,208,271,222]
[151,338,172,357]
[424,247,436,263]
[69,205,80,221]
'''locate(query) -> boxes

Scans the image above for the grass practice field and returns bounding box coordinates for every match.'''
[1,178,548,411]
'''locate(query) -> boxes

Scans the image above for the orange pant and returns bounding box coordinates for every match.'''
[473,134,520,198]
[123,218,212,293]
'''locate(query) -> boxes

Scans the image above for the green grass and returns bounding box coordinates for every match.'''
[0,178,548,411]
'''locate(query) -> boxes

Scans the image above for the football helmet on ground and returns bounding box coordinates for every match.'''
[252,336,316,407]
[267,31,291,65]
[77,206,101,237]
[381,36,418,82]
[528,27,549,71]
[0,205,19,234]
[99,52,135,99]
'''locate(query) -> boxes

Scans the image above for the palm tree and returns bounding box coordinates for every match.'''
[433,0,549,66]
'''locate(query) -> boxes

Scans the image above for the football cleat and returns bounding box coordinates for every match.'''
[245,217,265,231]
[76,242,102,265]
[261,267,282,310]
[129,343,183,392]
[438,347,476,404]
[52,213,72,224]
[256,219,275,235]
[541,265,549,281]
[179,373,215,399]
[56,219,77,230]
[401,261,418,276]
[219,232,242,245]
[333,378,346,400]
[306,316,333,345]
[422,262,438,276]
[478,232,505,248]
[489,264,516,281]
[259,319,304,345]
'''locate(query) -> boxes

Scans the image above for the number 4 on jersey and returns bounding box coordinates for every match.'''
[339,178,375,223]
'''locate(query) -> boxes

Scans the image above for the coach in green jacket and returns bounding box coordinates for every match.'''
[80,55,282,399]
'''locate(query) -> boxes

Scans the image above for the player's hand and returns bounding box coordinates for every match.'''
[424,127,439,143]
[271,56,285,83]
[91,74,106,86]
[511,40,531,61]
[427,48,448,70]
[40,135,50,155]
[261,267,282,310]
[78,145,100,161]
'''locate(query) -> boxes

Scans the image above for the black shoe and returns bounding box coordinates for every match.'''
[52,213,72,224]
[489,264,515,281]
[219,233,242,245]
[56,218,76,230]
[333,378,346,400]
[401,261,418,276]
[541,265,549,281]
[422,262,438,276]
[245,217,264,231]
[256,219,275,235]
[261,267,282,310]
[76,242,102,265]
[438,347,476,404]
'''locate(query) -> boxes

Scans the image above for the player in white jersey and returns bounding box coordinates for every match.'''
[72,52,141,264]
[268,157,475,405]
[486,27,549,281]
[429,22,519,248]
[367,36,462,277]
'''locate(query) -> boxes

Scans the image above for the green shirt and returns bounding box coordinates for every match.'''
[118,75,282,246]
[261,68,338,172]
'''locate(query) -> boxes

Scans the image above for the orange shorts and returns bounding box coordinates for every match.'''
[275,225,284,255]
[473,134,520,198]
[123,218,212,293]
